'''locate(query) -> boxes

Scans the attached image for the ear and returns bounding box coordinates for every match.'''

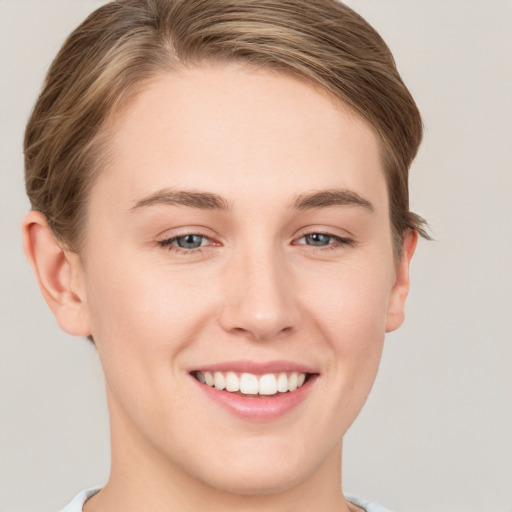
[22,210,91,337]
[385,229,418,333]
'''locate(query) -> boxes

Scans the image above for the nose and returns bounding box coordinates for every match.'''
[218,249,300,342]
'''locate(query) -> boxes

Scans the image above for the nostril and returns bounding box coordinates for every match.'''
[228,325,295,343]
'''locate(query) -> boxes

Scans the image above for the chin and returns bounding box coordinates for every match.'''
[188,441,317,496]
[201,464,306,496]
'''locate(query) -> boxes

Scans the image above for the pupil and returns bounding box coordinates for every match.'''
[177,235,203,249]
[306,233,330,246]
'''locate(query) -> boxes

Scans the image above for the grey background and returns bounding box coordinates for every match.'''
[1,1,511,511]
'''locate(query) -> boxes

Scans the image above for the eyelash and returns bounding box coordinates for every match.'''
[295,231,354,251]
[157,234,213,255]
[157,231,354,255]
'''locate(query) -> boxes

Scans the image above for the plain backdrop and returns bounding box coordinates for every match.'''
[1,1,511,511]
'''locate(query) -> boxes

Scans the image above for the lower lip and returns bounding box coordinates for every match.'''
[192,375,317,420]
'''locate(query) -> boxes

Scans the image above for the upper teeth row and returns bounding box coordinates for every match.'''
[196,371,307,395]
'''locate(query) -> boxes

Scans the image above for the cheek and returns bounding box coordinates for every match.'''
[299,258,393,406]
[303,260,392,345]
[82,259,220,437]
[83,254,217,377]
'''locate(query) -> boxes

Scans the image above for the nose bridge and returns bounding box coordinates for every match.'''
[219,240,299,341]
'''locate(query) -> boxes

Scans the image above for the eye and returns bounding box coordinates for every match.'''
[302,233,333,246]
[174,234,208,249]
[295,232,353,249]
[158,233,212,252]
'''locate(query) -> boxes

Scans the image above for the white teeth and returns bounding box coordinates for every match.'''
[240,373,259,394]
[276,372,288,392]
[214,371,225,390]
[204,372,214,386]
[196,370,309,395]
[225,371,240,392]
[259,374,277,395]
[288,372,298,391]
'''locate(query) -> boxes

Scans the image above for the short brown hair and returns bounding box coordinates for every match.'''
[24,0,428,255]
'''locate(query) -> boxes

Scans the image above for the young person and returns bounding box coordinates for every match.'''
[22,1,428,511]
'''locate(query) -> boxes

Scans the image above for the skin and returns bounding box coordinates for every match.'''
[23,64,416,512]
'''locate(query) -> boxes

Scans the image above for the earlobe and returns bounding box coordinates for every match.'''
[22,210,91,337]
[385,229,418,333]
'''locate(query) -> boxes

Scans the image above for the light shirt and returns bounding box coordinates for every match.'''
[60,488,392,512]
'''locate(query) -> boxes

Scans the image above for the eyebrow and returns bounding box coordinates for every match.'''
[290,188,374,212]
[129,189,231,212]
[129,187,373,214]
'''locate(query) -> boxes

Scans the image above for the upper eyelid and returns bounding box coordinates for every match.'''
[158,233,214,245]
[297,229,347,237]
[157,234,215,255]
[294,227,354,240]
[157,226,216,240]
[294,233,353,245]
[297,232,345,240]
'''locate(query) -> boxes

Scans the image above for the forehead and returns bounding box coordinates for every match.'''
[95,64,387,214]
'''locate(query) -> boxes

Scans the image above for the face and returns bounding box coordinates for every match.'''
[74,64,412,494]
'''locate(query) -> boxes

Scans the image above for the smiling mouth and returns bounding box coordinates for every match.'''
[192,370,314,397]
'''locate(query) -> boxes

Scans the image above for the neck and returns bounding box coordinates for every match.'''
[85,387,355,512]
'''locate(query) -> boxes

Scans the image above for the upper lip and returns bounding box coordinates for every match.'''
[191,360,318,375]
